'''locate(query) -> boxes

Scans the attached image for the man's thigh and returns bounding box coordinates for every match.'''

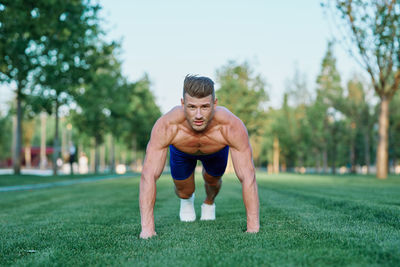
[200,146,229,178]
[169,145,197,180]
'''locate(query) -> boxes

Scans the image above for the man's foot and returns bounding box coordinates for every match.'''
[179,193,196,222]
[200,203,215,220]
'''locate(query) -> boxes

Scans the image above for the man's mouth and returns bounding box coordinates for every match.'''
[194,120,203,126]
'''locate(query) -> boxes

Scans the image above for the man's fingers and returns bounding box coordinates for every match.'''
[139,231,157,239]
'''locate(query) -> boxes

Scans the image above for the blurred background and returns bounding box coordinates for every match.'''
[1,0,399,179]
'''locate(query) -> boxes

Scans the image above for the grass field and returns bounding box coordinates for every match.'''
[0,173,132,187]
[1,172,399,266]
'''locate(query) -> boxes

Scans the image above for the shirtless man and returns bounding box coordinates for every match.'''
[139,75,259,239]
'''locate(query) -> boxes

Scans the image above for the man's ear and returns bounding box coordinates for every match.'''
[181,98,184,106]
[214,98,218,107]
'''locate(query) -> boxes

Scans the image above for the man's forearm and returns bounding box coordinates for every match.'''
[242,178,260,232]
[139,176,156,235]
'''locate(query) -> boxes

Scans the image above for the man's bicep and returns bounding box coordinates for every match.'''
[142,143,168,179]
[142,118,170,179]
[228,121,255,181]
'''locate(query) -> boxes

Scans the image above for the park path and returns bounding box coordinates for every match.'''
[0,173,139,193]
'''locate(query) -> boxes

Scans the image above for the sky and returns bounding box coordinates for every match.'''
[1,0,363,114]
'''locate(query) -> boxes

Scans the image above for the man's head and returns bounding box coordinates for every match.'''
[183,75,215,101]
[181,75,217,132]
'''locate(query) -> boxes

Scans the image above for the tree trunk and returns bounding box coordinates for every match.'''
[350,136,356,174]
[110,135,115,173]
[376,97,389,179]
[364,125,370,174]
[13,87,22,174]
[322,148,328,174]
[267,163,273,174]
[100,144,105,172]
[132,138,137,168]
[315,149,321,173]
[25,144,31,168]
[12,114,17,172]
[40,112,47,170]
[94,137,99,174]
[90,139,95,173]
[273,136,280,174]
[331,146,336,175]
[52,100,60,176]
[61,125,67,160]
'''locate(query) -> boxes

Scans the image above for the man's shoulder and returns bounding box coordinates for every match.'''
[215,106,243,126]
[215,106,248,146]
[158,106,185,126]
[150,106,184,147]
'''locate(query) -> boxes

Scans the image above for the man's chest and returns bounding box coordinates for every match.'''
[171,129,228,155]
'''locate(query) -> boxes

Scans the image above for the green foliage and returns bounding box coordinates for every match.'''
[314,42,346,171]
[0,111,12,161]
[72,43,161,153]
[328,0,400,98]
[325,0,400,178]
[316,42,343,108]
[72,42,122,145]
[0,0,42,87]
[118,75,161,151]
[216,61,268,137]
[32,0,101,105]
[389,91,400,161]
[1,173,400,265]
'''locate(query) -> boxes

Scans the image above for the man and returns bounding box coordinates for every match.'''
[139,75,259,239]
[68,141,76,175]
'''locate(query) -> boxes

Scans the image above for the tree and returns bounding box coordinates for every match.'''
[32,0,101,175]
[324,0,400,179]
[0,0,44,174]
[118,75,161,152]
[284,66,312,169]
[72,42,122,174]
[341,75,373,173]
[389,91,400,169]
[0,111,12,165]
[216,61,268,137]
[315,42,344,173]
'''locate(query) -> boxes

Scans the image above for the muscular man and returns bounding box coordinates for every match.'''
[139,75,259,239]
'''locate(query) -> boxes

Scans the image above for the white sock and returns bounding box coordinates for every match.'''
[200,202,216,221]
[179,193,196,222]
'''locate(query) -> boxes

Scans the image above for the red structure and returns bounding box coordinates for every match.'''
[0,147,54,168]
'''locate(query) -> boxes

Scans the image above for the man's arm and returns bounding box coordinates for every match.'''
[227,119,260,233]
[139,118,170,239]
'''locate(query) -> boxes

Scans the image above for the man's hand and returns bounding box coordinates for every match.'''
[246,228,259,234]
[140,229,157,239]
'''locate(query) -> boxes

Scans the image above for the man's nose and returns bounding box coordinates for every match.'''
[195,108,202,118]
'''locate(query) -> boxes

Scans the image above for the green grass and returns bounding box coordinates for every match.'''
[0,172,134,187]
[1,172,399,266]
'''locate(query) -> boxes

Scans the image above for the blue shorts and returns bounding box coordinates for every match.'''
[169,145,229,180]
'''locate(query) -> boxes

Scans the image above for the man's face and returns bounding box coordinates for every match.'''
[181,93,217,132]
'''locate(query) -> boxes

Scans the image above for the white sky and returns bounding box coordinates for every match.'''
[0,0,363,114]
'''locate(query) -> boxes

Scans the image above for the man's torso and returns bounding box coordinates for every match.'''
[165,106,234,155]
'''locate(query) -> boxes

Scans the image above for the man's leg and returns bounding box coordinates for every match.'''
[202,168,222,204]
[173,172,196,222]
[201,169,222,220]
[173,171,195,199]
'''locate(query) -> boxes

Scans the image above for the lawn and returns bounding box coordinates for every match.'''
[0,172,134,187]
[0,172,399,266]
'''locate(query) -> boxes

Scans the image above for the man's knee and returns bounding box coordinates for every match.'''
[175,186,195,199]
[202,171,222,187]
